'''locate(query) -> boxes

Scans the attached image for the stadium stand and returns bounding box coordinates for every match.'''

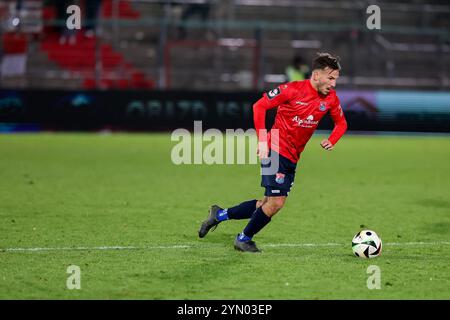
[0,0,448,91]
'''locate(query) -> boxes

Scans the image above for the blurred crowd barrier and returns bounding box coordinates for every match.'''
[0,88,449,132]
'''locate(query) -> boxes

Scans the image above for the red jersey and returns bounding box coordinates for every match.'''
[253,80,347,163]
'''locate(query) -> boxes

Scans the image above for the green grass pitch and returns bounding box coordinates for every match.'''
[0,133,449,299]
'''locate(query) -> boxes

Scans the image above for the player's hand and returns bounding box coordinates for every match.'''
[257,141,269,159]
[320,139,334,151]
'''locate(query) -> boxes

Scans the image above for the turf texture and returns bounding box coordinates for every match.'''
[0,133,449,299]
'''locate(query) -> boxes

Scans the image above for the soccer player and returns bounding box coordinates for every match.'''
[198,52,348,252]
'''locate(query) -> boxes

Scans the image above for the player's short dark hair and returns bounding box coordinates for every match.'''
[312,52,341,71]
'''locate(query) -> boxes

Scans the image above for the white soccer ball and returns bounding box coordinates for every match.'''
[352,230,382,258]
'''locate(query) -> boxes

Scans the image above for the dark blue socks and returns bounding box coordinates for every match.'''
[226,199,258,220]
[216,200,272,242]
[216,208,229,221]
[239,206,271,241]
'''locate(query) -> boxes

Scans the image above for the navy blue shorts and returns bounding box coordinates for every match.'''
[260,150,297,197]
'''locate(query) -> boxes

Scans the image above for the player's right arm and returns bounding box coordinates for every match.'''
[253,84,293,158]
[253,97,271,159]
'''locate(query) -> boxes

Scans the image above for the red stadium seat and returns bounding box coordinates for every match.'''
[2,32,28,54]
[38,2,153,90]
[101,0,140,19]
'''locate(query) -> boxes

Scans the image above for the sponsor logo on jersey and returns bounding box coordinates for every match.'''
[295,101,309,106]
[267,88,281,99]
[275,173,285,184]
[292,115,319,128]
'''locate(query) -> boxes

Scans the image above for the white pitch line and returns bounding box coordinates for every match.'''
[266,241,450,248]
[265,243,344,247]
[382,241,450,246]
[1,241,449,253]
[1,245,194,252]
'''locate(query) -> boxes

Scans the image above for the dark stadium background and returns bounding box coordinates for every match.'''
[0,0,449,133]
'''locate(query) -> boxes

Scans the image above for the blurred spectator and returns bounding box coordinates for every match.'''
[1,31,28,78]
[177,1,213,39]
[3,0,23,31]
[1,1,28,78]
[14,0,24,12]
[84,0,102,38]
[48,0,77,45]
[285,55,310,82]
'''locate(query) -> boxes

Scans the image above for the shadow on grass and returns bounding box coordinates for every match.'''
[417,198,450,209]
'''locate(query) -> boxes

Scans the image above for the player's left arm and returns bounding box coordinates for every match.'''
[321,97,347,151]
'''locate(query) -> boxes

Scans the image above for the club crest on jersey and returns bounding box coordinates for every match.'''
[319,101,327,111]
[267,88,281,99]
[275,173,285,184]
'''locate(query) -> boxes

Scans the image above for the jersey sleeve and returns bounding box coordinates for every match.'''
[328,94,348,145]
[253,83,294,140]
[262,83,295,108]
